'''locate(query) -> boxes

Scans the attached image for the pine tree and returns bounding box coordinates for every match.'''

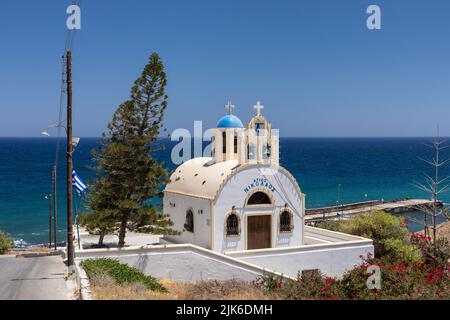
[79,177,118,247]
[84,53,179,247]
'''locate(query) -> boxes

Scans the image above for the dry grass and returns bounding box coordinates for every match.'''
[90,275,280,300]
[417,221,450,242]
[435,221,450,242]
[13,246,52,255]
[184,280,280,300]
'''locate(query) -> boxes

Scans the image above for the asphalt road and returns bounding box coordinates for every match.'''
[0,255,72,300]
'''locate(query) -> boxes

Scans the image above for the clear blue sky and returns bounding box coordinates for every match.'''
[1,0,449,137]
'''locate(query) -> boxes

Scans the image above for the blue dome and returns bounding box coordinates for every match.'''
[217,114,244,128]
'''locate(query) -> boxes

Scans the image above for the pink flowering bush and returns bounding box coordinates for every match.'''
[255,235,450,300]
[339,254,450,300]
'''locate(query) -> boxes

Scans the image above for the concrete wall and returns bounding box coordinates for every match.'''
[214,165,304,252]
[75,244,285,283]
[226,240,373,278]
[164,193,212,249]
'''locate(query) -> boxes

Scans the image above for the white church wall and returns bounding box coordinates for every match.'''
[214,166,304,252]
[226,240,374,278]
[164,192,212,249]
[75,244,287,283]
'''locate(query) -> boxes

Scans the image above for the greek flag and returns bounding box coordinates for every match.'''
[72,170,87,195]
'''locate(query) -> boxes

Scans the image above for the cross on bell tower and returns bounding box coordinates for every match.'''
[254,101,264,116]
[225,101,235,115]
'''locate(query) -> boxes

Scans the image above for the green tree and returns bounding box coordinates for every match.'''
[84,53,178,247]
[0,229,13,254]
[317,210,418,260]
[79,177,118,247]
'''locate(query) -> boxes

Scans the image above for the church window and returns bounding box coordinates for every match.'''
[255,121,265,136]
[234,135,238,154]
[226,213,240,236]
[263,144,271,159]
[222,131,227,154]
[247,192,272,205]
[280,210,293,233]
[184,209,194,233]
[247,144,255,160]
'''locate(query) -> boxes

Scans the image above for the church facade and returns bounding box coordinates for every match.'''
[164,102,306,252]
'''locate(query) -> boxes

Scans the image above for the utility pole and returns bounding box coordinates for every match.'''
[66,49,74,268]
[47,194,53,248]
[52,165,57,250]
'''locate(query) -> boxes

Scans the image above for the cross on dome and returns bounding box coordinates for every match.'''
[254,101,264,116]
[225,101,235,115]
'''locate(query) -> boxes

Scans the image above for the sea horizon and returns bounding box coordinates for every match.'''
[1,137,448,246]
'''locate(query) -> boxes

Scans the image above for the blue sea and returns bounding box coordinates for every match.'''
[0,137,448,246]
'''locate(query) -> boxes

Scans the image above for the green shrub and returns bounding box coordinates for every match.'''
[314,220,343,232]
[383,238,421,264]
[80,258,166,292]
[340,210,410,257]
[0,230,13,254]
[317,210,411,258]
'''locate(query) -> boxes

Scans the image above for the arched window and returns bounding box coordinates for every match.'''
[247,144,255,160]
[247,192,272,206]
[255,121,265,136]
[222,131,227,154]
[184,209,194,233]
[263,144,271,159]
[226,213,240,236]
[280,210,293,233]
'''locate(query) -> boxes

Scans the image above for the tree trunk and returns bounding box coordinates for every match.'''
[118,217,127,248]
[98,233,105,247]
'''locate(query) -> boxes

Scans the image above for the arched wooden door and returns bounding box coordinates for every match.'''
[247,215,271,250]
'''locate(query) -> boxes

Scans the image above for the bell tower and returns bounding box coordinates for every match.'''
[242,101,279,166]
[212,102,245,163]
[212,101,279,167]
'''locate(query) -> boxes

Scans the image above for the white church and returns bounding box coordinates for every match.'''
[161,102,374,277]
[164,102,304,252]
[76,102,374,282]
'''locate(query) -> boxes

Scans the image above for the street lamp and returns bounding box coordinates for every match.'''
[41,124,80,148]
[41,123,66,135]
